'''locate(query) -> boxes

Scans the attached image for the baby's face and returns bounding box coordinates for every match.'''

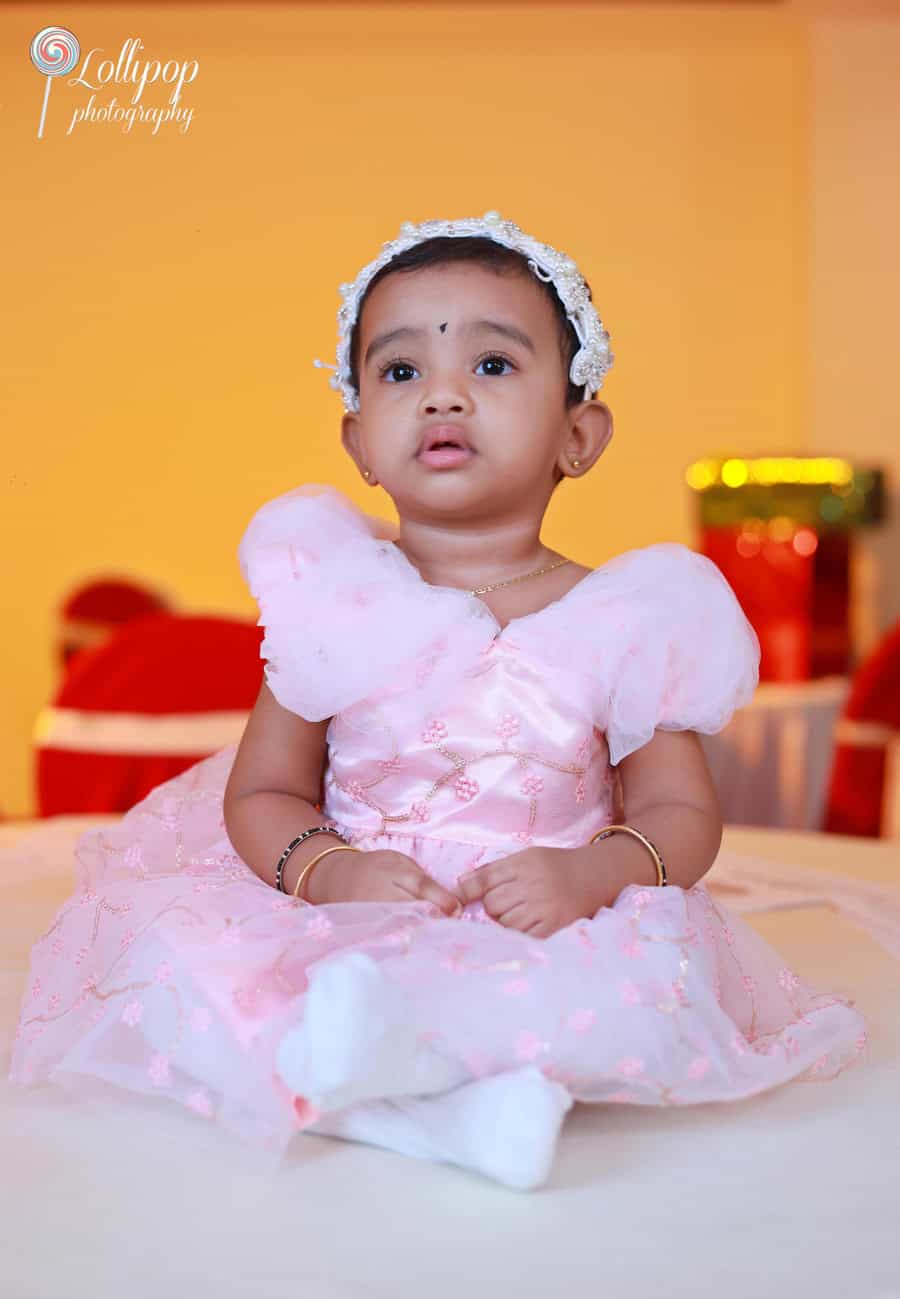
[342,262,584,514]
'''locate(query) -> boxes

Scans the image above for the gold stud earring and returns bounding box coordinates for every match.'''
[363,469,370,479]
[572,459,581,469]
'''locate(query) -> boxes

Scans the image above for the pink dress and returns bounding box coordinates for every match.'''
[9,484,867,1160]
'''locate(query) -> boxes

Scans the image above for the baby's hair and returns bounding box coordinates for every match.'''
[348,235,597,489]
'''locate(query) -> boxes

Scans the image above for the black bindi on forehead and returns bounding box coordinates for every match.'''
[438,322,447,333]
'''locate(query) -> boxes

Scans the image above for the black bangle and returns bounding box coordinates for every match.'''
[274,825,349,893]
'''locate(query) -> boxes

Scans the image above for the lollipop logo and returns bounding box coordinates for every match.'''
[30,26,80,139]
[28,31,199,138]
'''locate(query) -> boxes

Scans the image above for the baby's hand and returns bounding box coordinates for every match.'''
[456,847,597,939]
[306,847,463,918]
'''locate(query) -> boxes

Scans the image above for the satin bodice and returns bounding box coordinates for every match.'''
[322,631,618,851]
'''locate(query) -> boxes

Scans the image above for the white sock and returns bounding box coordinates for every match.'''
[276,949,467,1111]
[306,1065,574,1192]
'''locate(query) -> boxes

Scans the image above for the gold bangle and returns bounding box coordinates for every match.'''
[589,823,668,887]
[292,844,360,901]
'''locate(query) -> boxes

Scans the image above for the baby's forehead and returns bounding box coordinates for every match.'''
[359,261,558,339]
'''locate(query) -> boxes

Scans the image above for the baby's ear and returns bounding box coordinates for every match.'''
[340,410,364,468]
[580,400,614,462]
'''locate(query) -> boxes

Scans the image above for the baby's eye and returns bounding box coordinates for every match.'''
[378,353,516,384]
[380,360,419,383]
[475,353,514,377]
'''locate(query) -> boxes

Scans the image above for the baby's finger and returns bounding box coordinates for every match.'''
[456,869,491,905]
[411,876,464,918]
[480,880,524,917]
[524,918,551,939]
[493,901,533,931]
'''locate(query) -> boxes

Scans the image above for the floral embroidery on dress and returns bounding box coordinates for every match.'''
[422,720,448,745]
[328,692,602,840]
[454,775,480,802]
[496,714,520,743]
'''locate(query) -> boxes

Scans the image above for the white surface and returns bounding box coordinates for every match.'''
[0,816,898,1299]
[700,676,850,830]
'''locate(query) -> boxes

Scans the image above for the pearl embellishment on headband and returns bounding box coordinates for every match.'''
[313,210,614,413]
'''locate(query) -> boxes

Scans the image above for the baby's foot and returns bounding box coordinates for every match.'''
[307,1065,573,1192]
[275,949,465,1111]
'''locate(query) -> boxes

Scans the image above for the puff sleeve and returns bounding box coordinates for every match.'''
[591,544,759,765]
[237,485,399,721]
[237,483,497,721]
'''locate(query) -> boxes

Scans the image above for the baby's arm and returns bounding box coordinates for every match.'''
[582,729,723,900]
[223,681,349,897]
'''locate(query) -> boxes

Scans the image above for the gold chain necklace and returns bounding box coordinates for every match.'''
[467,556,571,596]
[391,541,571,596]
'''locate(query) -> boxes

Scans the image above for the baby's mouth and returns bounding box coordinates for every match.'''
[417,444,477,468]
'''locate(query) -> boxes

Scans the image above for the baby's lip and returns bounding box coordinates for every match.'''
[417,424,475,455]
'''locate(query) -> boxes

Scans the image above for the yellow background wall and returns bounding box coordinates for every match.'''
[2,1,897,816]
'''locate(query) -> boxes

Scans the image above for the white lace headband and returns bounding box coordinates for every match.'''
[313,210,614,413]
